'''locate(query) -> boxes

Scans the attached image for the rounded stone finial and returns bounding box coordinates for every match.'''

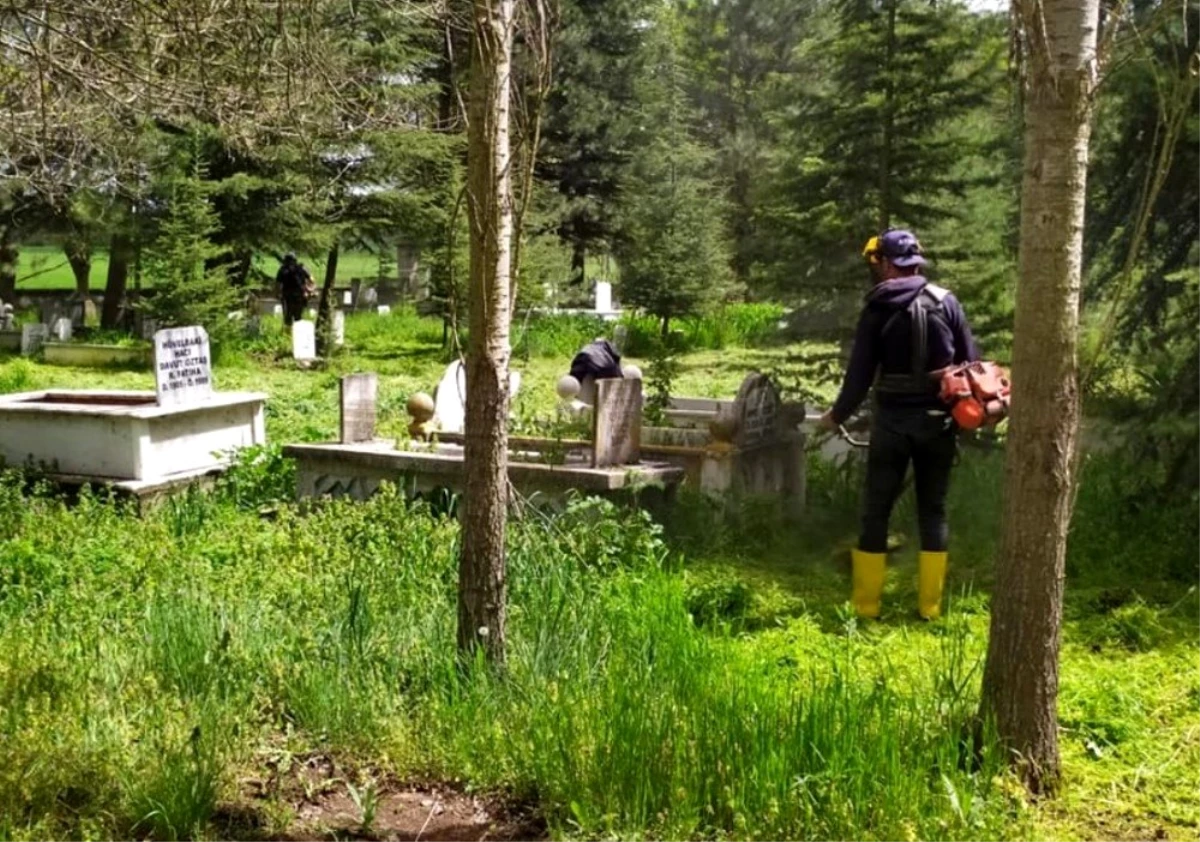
[556,375,581,401]
[621,364,642,380]
[407,391,435,423]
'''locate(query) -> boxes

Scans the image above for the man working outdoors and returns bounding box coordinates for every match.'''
[820,229,979,621]
[276,252,314,327]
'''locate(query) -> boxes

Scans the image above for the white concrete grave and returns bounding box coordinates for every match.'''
[292,320,316,361]
[154,326,213,406]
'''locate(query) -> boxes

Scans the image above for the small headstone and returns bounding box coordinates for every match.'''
[82,299,98,325]
[292,320,316,361]
[733,373,782,448]
[0,302,15,331]
[52,317,72,342]
[361,287,379,309]
[20,324,48,356]
[343,290,353,307]
[333,310,346,346]
[340,373,378,443]
[595,281,612,312]
[153,326,213,406]
[273,304,283,317]
[613,323,628,353]
[592,377,643,467]
[433,360,467,433]
[377,304,391,316]
[140,317,159,341]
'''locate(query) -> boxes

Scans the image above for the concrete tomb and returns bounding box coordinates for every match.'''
[0,323,266,501]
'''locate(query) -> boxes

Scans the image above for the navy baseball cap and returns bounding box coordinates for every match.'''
[863,229,926,267]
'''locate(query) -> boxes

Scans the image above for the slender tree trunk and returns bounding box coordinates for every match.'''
[458,0,515,664]
[316,245,339,358]
[570,241,586,287]
[65,240,91,296]
[878,0,897,231]
[101,233,133,329]
[0,227,17,302]
[979,0,1100,794]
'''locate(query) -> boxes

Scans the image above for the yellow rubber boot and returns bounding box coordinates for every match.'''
[918,551,948,620]
[851,549,887,619]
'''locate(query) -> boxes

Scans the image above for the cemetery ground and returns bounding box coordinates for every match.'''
[0,311,1195,842]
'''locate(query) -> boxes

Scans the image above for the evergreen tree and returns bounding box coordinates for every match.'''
[539,0,655,287]
[762,0,1003,296]
[140,141,240,340]
[614,10,733,336]
[676,0,812,287]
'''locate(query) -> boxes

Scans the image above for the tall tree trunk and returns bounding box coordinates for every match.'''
[570,241,586,287]
[102,233,133,329]
[65,240,91,296]
[878,0,896,231]
[0,227,17,302]
[458,0,514,664]
[316,245,340,358]
[979,0,1100,794]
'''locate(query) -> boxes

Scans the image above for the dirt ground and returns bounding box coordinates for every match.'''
[220,753,545,841]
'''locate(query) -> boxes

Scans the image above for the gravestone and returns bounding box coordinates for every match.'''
[377,304,391,316]
[20,324,48,356]
[595,281,612,312]
[340,373,378,443]
[332,309,346,346]
[153,326,213,406]
[593,377,643,467]
[292,320,316,361]
[1,302,14,330]
[343,290,353,307]
[52,317,72,342]
[732,373,782,448]
[433,360,467,433]
[140,317,159,341]
[613,323,628,354]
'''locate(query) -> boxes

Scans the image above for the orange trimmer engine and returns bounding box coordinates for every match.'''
[938,361,1011,430]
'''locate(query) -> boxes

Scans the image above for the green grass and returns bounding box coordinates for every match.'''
[0,310,1195,841]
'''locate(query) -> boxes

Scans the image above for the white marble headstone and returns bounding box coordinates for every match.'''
[292,320,316,361]
[52,317,72,342]
[377,304,391,316]
[342,290,353,307]
[595,281,612,312]
[333,310,346,347]
[153,326,213,406]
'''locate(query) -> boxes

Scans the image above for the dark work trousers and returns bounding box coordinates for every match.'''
[859,405,957,553]
[282,293,306,327]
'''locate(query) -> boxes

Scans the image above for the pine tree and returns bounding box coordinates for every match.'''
[763,0,1003,295]
[614,9,733,336]
[539,0,656,287]
[140,141,240,339]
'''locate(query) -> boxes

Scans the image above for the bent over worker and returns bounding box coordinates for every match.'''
[820,229,979,620]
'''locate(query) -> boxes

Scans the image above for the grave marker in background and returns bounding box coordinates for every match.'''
[153,326,213,405]
[20,324,47,356]
[51,317,72,342]
[593,377,643,467]
[292,321,316,361]
[333,310,346,346]
[339,373,378,443]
